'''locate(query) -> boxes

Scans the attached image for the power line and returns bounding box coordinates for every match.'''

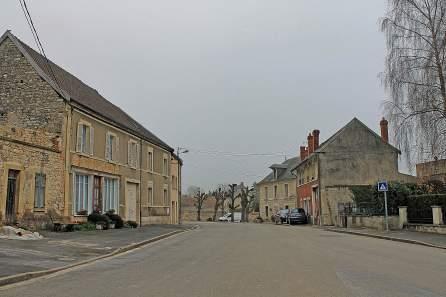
[18,0,62,92]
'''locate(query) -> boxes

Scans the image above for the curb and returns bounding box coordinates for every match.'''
[0,226,197,288]
[323,228,446,250]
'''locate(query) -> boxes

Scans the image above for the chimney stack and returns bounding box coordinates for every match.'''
[313,129,320,151]
[380,117,389,143]
[300,146,307,160]
[308,133,314,154]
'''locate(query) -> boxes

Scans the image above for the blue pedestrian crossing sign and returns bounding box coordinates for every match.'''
[378,181,388,192]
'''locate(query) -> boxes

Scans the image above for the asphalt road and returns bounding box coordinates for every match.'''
[1,223,446,297]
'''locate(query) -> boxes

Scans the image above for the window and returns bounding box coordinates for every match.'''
[128,140,139,168]
[264,187,268,200]
[274,185,277,198]
[76,123,93,155]
[103,178,119,212]
[172,175,178,190]
[74,174,91,214]
[273,169,277,179]
[34,173,46,208]
[147,149,153,171]
[105,133,118,162]
[163,155,168,176]
[148,185,154,206]
[163,187,168,206]
[285,184,289,197]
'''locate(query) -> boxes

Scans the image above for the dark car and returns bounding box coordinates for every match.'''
[288,208,307,225]
[273,209,290,224]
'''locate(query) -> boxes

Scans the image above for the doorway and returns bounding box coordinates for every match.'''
[93,176,102,212]
[126,182,138,221]
[5,170,20,224]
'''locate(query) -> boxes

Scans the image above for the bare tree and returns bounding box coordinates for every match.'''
[211,187,226,221]
[381,0,446,164]
[227,184,239,222]
[193,190,208,221]
[238,184,255,222]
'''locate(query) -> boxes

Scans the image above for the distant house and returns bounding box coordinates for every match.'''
[0,31,180,226]
[257,157,301,220]
[291,118,415,226]
[416,158,446,184]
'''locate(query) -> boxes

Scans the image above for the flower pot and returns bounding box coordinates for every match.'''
[95,224,103,230]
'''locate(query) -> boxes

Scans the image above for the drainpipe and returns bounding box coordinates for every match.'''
[139,139,143,227]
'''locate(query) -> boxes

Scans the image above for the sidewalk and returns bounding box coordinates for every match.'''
[323,226,446,249]
[0,224,192,279]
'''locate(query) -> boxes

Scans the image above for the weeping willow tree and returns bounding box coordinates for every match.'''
[381,0,446,166]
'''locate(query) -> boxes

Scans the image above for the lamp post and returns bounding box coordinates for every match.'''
[177,147,188,224]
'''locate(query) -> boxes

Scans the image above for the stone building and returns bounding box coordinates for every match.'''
[416,158,446,184]
[291,118,416,226]
[0,31,181,226]
[257,157,300,220]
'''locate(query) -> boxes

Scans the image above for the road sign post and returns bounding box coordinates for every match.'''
[378,181,389,232]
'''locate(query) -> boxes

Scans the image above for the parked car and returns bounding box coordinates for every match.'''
[288,208,307,225]
[218,212,242,222]
[273,209,290,224]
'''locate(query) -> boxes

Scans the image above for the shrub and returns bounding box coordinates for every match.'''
[105,211,124,229]
[74,222,96,231]
[88,211,111,229]
[255,216,264,223]
[206,217,213,222]
[126,220,138,228]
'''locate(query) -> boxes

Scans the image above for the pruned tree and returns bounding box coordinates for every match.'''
[381,0,446,165]
[193,190,208,221]
[237,184,255,222]
[227,184,239,222]
[211,187,227,221]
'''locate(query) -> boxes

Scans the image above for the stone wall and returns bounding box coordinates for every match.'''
[347,215,399,231]
[0,37,66,224]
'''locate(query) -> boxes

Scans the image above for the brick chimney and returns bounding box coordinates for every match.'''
[308,133,314,154]
[380,117,389,143]
[313,129,320,150]
[300,146,307,160]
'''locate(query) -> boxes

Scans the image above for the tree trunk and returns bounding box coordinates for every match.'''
[197,208,201,221]
[213,200,219,221]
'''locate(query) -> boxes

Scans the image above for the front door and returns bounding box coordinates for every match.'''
[5,170,20,224]
[93,176,102,212]
[126,182,137,221]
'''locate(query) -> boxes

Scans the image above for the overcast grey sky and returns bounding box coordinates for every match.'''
[1,1,392,191]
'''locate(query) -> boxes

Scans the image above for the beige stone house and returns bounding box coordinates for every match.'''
[0,31,181,226]
[292,118,416,226]
[257,157,300,220]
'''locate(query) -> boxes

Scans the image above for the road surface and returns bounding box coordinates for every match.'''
[2,222,446,297]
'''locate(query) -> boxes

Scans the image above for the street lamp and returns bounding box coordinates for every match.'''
[177,147,188,224]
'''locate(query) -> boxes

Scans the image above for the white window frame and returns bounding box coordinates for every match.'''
[34,173,46,209]
[76,121,94,155]
[105,132,119,162]
[128,140,139,169]
[162,154,169,176]
[73,173,93,215]
[163,185,169,206]
[147,147,154,172]
[103,177,119,213]
[148,181,154,206]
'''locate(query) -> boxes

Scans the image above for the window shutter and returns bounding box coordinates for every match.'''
[89,126,94,155]
[105,134,111,161]
[128,141,131,165]
[114,137,119,162]
[76,124,82,152]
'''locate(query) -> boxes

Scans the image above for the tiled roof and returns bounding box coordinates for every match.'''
[258,156,301,184]
[2,31,173,152]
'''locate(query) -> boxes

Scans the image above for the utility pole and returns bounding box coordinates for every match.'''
[177,147,188,225]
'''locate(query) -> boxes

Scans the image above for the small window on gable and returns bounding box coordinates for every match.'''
[76,122,94,155]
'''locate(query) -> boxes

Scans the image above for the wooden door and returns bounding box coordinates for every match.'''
[126,182,137,221]
[5,170,20,224]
